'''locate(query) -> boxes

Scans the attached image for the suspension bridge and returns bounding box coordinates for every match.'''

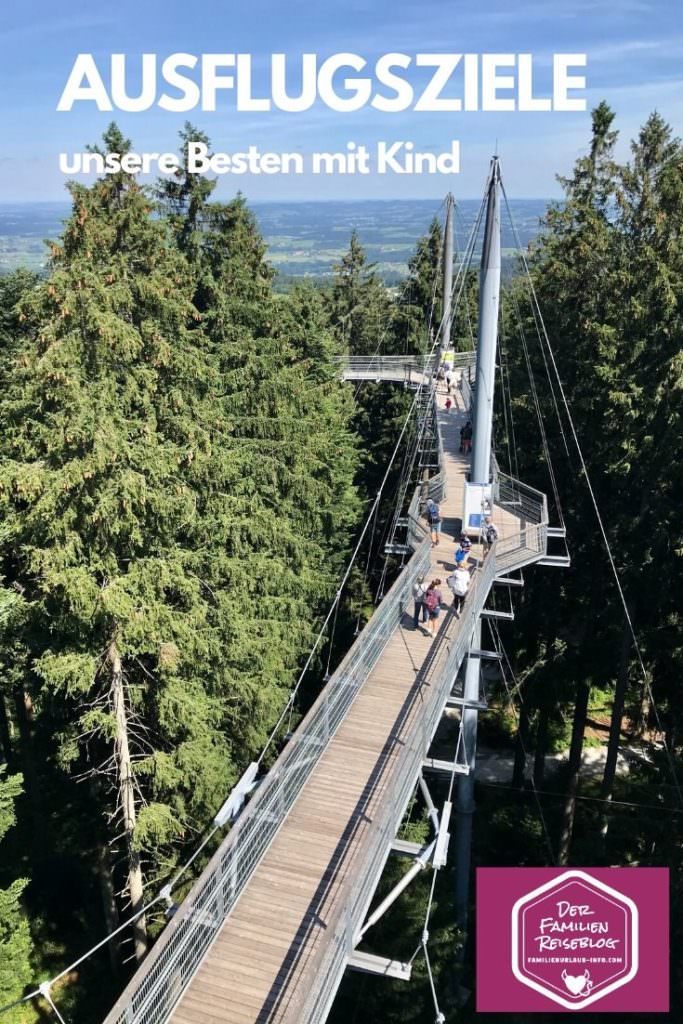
[6,159,574,1024]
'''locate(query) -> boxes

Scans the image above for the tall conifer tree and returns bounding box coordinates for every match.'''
[0,126,235,959]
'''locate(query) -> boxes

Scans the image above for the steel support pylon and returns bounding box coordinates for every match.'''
[455,158,501,930]
[440,193,454,357]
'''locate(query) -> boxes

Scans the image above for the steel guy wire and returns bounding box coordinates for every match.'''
[490,619,557,864]
[507,280,565,529]
[500,183,573,466]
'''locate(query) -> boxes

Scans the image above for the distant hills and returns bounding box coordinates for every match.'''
[0,199,550,281]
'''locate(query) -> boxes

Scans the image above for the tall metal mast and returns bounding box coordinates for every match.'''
[440,193,454,356]
[471,161,501,485]
[455,157,501,927]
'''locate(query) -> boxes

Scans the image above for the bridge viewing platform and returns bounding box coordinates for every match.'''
[102,359,549,1024]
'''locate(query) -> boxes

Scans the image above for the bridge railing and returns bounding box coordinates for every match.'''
[459,372,474,412]
[492,465,548,572]
[494,468,547,525]
[339,354,437,381]
[338,351,476,383]
[102,404,442,1024]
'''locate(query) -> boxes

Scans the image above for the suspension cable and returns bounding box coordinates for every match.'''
[39,987,68,1024]
[507,284,565,527]
[489,620,557,863]
[500,187,572,465]
[497,302,517,481]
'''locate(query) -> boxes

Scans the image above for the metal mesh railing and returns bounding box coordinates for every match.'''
[459,372,474,412]
[337,351,476,383]
[338,354,437,382]
[491,464,548,573]
[494,468,547,525]
[494,523,546,572]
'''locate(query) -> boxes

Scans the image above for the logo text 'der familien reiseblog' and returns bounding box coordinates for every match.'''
[476,867,668,1013]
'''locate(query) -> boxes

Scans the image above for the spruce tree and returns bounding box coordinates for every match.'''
[612,113,683,765]
[156,126,362,745]
[0,579,32,1012]
[393,216,443,353]
[0,270,38,360]
[0,126,235,960]
[329,230,394,354]
[504,106,683,861]
[516,103,623,860]
[0,766,32,1011]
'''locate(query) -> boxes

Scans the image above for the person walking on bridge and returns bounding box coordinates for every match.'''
[447,565,470,617]
[412,575,429,630]
[483,515,498,554]
[425,498,442,547]
[455,534,472,566]
[424,580,443,639]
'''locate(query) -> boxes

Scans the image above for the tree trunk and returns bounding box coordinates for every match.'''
[600,621,631,836]
[512,698,531,789]
[13,685,44,852]
[110,643,148,961]
[665,720,676,754]
[558,679,590,865]
[97,842,121,978]
[533,704,549,790]
[636,677,652,738]
[0,692,13,767]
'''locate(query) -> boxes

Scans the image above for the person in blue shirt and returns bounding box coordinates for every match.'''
[455,534,472,566]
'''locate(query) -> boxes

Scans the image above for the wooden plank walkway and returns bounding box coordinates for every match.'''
[168,382,514,1024]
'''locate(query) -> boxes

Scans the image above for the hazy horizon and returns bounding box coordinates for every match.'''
[0,197,549,278]
[0,196,555,206]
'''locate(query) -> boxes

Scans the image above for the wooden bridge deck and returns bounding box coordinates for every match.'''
[169,384,521,1024]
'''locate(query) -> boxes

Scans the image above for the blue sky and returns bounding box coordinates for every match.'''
[1,0,682,201]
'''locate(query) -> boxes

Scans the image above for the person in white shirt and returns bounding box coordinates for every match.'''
[447,565,471,616]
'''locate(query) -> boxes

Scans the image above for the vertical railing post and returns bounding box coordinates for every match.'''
[345,906,355,954]
[230,851,237,906]
[277,770,286,820]
[216,868,225,926]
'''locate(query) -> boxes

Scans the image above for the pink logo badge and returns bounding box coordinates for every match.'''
[477,867,669,1013]
[511,870,637,1009]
